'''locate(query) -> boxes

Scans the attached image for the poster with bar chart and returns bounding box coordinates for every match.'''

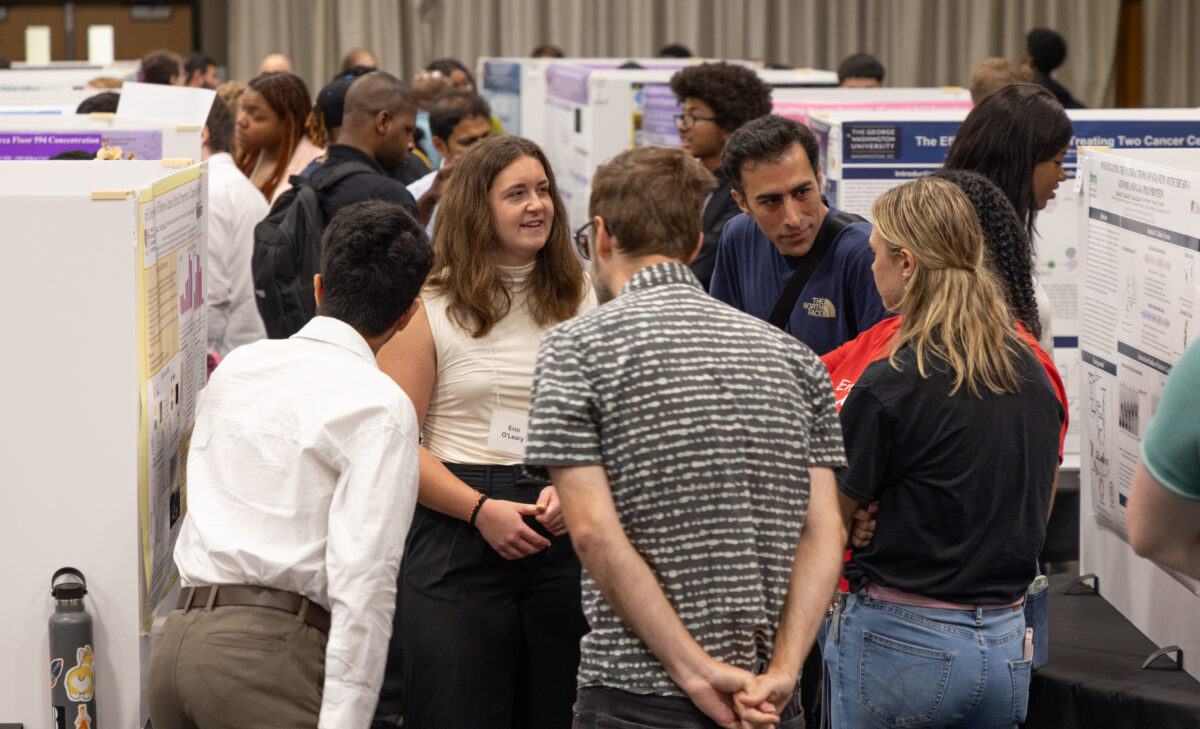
[135,162,208,621]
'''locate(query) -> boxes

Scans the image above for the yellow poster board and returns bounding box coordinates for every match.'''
[135,164,207,624]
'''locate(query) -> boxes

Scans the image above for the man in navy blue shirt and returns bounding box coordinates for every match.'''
[710,115,890,355]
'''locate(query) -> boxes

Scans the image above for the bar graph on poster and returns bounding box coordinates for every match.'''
[136,164,208,621]
[1079,150,1200,596]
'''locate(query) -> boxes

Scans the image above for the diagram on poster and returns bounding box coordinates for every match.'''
[1079,151,1200,595]
[137,164,207,619]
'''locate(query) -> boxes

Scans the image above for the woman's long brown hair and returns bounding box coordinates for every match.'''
[235,72,312,199]
[428,136,586,337]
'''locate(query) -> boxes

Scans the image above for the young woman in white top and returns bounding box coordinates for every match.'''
[378,135,594,729]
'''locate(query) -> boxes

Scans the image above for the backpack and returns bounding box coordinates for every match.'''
[251,161,377,339]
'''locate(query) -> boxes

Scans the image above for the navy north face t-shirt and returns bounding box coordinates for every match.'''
[709,209,891,356]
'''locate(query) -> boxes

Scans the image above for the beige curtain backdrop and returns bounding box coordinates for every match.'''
[1143,0,1200,107]
[226,0,1122,108]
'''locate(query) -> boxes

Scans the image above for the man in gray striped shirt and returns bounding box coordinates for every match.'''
[525,146,848,729]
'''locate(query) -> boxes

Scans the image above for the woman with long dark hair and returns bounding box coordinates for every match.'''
[235,71,324,203]
[378,135,593,729]
[823,177,1063,729]
[944,84,1073,236]
[944,83,1072,351]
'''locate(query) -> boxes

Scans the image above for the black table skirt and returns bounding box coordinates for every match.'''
[1025,573,1200,728]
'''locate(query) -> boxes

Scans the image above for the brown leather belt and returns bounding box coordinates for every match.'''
[177,584,331,634]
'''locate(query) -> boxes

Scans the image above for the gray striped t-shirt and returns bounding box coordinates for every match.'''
[525,262,846,696]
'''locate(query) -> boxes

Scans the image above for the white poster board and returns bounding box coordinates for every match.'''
[1077,147,1200,681]
[0,160,207,728]
[539,62,840,231]
[773,86,972,126]
[0,63,139,92]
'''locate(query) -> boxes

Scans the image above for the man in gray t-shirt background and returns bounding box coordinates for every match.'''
[524,146,848,729]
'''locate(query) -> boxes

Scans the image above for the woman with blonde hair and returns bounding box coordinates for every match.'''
[822,176,1063,729]
[378,134,593,729]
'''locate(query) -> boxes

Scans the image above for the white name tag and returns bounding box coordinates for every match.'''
[487,409,529,457]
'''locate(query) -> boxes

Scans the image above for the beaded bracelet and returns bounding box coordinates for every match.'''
[468,493,489,527]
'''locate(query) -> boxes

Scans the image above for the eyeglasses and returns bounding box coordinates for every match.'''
[573,218,614,261]
[673,112,719,129]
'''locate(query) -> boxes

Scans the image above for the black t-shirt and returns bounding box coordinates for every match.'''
[690,167,741,291]
[309,144,418,222]
[838,342,1063,604]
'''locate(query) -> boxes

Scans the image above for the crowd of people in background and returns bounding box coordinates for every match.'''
[53,22,1188,729]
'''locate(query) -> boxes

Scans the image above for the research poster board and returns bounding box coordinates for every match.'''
[638,86,972,152]
[808,108,1200,461]
[541,62,841,230]
[543,65,682,230]
[0,88,95,110]
[136,164,209,619]
[0,159,203,728]
[0,62,138,92]
[480,58,525,136]
[0,127,162,159]
[773,86,972,126]
[807,109,969,217]
[1077,147,1200,681]
[480,57,700,145]
[0,114,203,160]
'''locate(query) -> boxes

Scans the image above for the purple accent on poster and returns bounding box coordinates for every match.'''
[643,83,682,147]
[546,64,591,105]
[0,129,163,160]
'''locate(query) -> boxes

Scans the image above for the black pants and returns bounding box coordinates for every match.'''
[398,463,588,729]
[573,686,805,729]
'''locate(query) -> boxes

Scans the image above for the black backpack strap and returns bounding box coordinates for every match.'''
[300,160,381,193]
[767,211,864,330]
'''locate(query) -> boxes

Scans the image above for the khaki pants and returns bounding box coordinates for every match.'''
[148,604,326,729]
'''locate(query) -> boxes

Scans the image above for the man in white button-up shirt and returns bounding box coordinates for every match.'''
[148,200,433,729]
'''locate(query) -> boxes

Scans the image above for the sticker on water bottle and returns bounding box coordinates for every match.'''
[487,409,529,457]
[65,645,94,702]
[50,657,63,688]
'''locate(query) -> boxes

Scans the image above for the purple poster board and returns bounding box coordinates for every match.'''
[546,64,591,105]
[642,83,682,147]
[0,129,164,160]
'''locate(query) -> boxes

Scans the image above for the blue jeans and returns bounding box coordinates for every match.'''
[822,592,1031,729]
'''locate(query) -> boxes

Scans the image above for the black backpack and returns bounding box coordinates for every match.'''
[251,162,377,339]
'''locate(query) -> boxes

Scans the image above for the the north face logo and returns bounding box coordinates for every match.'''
[802,297,836,318]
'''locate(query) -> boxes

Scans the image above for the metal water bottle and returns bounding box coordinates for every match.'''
[49,567,96,729]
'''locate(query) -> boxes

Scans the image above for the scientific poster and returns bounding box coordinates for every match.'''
[544,64,593,230]
[1079,151,1200,595]
[0,129,163,159]
[136,164,207,619]
[1034,122,1200,462]
[481,60,522,136]
[807,116,963,218]
[640,84,682,148]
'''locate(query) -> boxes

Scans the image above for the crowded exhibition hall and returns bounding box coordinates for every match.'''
[2,2,1199,728]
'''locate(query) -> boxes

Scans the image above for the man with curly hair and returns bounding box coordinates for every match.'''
[669,62,773,289]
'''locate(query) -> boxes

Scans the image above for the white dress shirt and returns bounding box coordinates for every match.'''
[205,152,268,357]
[174,316,421,729]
